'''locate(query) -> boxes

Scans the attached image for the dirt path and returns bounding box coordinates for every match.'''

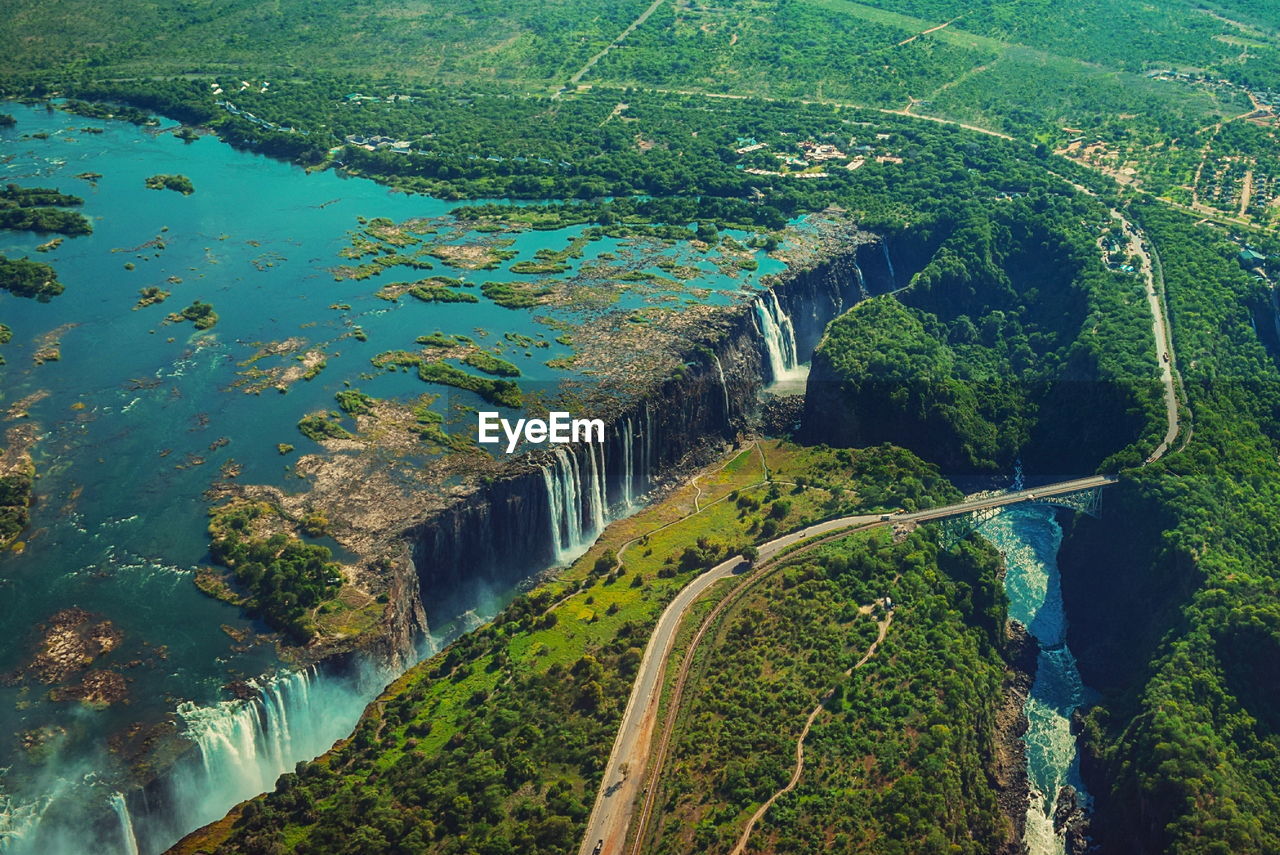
[729,605,894,855]
[897,15,963,46]
[565,0,668,89]
[1240,168,1254,217]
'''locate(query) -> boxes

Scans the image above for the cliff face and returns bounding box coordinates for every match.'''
[401,241,871,631]
[1055,481,1203,855]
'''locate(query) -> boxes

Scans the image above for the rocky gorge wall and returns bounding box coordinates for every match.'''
[400,236,885,632]
[153,232,894,855]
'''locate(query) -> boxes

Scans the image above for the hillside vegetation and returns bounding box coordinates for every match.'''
[1055,203,1280,854]
[172,442,967,854]
[805,193,1164,475]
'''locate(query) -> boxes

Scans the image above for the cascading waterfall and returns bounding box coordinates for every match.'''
[541,459,569,563]
[711,354,731,418]
[752,291,802,383]
[110,792,140,855]
[586,441,606,535]
[168,665,372,844]
[621,418,635,508]
[881,239,898,289]
[770,292,800,368]
[540,446,610,563]
[643,406,654,488]
[853,258,869,300]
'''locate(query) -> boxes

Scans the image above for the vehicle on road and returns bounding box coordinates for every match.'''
[879,513,892,521]
[592,840,604,855]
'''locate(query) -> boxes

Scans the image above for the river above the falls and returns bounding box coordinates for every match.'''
[0,100,789,853]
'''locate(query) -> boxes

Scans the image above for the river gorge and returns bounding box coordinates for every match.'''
[0,100,913,853]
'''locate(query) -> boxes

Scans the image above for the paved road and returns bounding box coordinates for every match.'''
[1116,211,1180,462]
[580,195,1176,855]
[577,474,1116,855]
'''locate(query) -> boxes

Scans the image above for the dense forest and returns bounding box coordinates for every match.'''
[0,182,91,236]
[4,1,1280,852]
[804,193,1163,475]
[174,445,981,854]
[643,529,1012,854]
[31,76,1113,234]
[1057,203,1280,854]
[206,501,344,643]
[0,254,64,301]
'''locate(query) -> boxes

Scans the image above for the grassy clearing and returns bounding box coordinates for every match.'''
[188,440,955,853]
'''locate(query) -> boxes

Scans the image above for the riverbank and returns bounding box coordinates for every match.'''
[996,619,1039,854]
[169,438,955,853]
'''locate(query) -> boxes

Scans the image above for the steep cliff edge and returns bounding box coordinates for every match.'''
[802,198,1163,480]
[401,239,874,628]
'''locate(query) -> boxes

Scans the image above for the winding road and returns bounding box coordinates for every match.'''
[579,203,1183,855]
[576,475,1116,855]
[1118,211,1180,463]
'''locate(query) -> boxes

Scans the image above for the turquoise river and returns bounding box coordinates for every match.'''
[0,101,787,853]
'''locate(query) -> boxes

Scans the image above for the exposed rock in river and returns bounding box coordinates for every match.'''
[3,607,129,706]
[1053,784,1093,855]
[995,619,1038,855]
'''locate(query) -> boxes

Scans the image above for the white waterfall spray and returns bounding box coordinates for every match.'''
[541,459,568,563]
[753,291,802,383]
[109,793,140,855]
[644,406,654,489]
[711,354,731,418]
[540,446,609,563]
[621,418,635,508]
[587,442,606,535]
[0,792,52,855]
[882,239,898,289]
[853,258,869,300]
[171,665,371,837]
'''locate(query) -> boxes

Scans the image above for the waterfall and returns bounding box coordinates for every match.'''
[170,665,371,838]
[540,446,610,563]
[587,442,606,535]
[621,418,635,508]
[770,292,799,368]
[541,460,568,563]
[0,793,51,855]
[643,406,654,491]
[565,449,585,547]
[110,793,140,855]
[753,291,801,383]
[882,239,898,289]
[543,448,582,556]
[711,354,731,418]
[853,258,869,300]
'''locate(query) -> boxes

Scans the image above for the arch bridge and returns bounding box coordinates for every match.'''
[935,483,1105,549]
